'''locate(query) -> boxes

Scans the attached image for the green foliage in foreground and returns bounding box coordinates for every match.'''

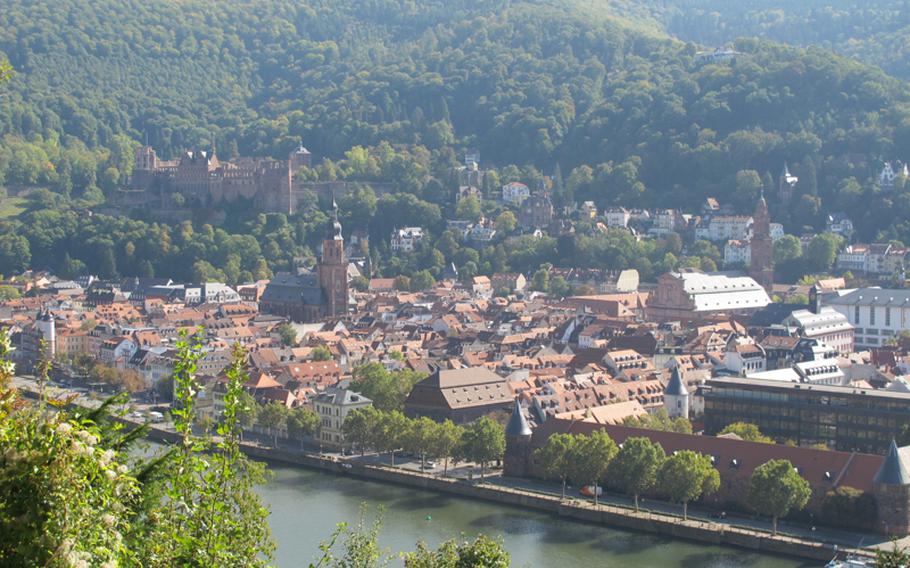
[876,539,910,568]
[0,329,274,566]
[0,327,512,566]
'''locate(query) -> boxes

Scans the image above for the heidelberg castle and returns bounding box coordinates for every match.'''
[129,144,313,214]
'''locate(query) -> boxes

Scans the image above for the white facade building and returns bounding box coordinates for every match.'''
[770,223,785,240]
[723,239,751,266]
[880,162,908,190]
[314,388,373,449]
[783,307,854,355]
[604,207,631,228]
[823,288,910,348]
[501,182,531,205]
[695,215,753,242]
[723,336,766,375]
[391,227,425,253]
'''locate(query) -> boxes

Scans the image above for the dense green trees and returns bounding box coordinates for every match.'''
[0,0,909,259]
[566,430,618,506]
[609,437,666,512]
[821,486,878,531]
[341,408,506,477]
[461,416,507,480]
[654,1,910,80]
[718,422,774,444]
[349,363,426,412]
[658,450,720,520]
[535,433,576,499]
[747,459,812,535]
[625,408,693,434]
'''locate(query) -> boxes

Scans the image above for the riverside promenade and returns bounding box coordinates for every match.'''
[14,379,875,563]
[137,413,867,563]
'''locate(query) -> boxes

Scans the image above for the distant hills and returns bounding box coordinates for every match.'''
[0,1,909,240]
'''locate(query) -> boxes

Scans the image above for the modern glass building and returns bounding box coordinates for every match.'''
[703,377,910,454]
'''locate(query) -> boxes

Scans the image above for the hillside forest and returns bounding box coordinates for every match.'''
[0,0,908,286]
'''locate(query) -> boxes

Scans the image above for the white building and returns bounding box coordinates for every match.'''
[823,288,910,348]
[836,244,868,273]
[604,207,631,228]
[770,223,785,240]
[794,359,845,386]
[390,227,425,253]
[695,215,752,242]
[196,283,241,304]
[826,213,855,238]
[880,161,908,190]
[783,307,854,355]
[650,209,679,236]
[314,388,372,449]
[723,239,751,266]
[723,336,766,375]
[501,182,531,205]
[837,244,907,276]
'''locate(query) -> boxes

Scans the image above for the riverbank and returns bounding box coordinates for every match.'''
[136,418,860,562]
[16,383,868,563]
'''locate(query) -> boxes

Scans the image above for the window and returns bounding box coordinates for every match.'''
[886,307,892,327]
[870,308,876,326]
[855,306,861,323]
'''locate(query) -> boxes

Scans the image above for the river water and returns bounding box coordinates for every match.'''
[259,463,812,568]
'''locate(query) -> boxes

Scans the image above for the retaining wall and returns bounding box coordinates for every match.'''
[19,387,861,563]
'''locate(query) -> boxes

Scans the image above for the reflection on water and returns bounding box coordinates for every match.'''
[258,464,813,568]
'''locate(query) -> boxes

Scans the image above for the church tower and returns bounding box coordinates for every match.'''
[318,197,348,318]
[750,193,774,292]
[778,163,799,204]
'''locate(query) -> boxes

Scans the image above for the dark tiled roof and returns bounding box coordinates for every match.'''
[874,439,910,485]
[261,273,324,305]
[505,399,532,437]
[664,367,688,396]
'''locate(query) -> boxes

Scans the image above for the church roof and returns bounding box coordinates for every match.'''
[260,273,325,306]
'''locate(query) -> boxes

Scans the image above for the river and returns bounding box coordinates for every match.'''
[259,462,813,568]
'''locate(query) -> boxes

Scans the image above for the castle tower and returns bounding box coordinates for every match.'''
[749,192,774,292]
[135,146,158,171]
[289,143,312,172]
[503,398,533,477]
[318,197,348,318]
[36,309,56,359]
[873,439,910,535]
[664,366,690,420]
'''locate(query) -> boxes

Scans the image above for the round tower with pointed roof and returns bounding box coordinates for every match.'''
[503,398,534,477]
[873,439,910,535]
[35,309,55,359]
[664,366,690,420]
